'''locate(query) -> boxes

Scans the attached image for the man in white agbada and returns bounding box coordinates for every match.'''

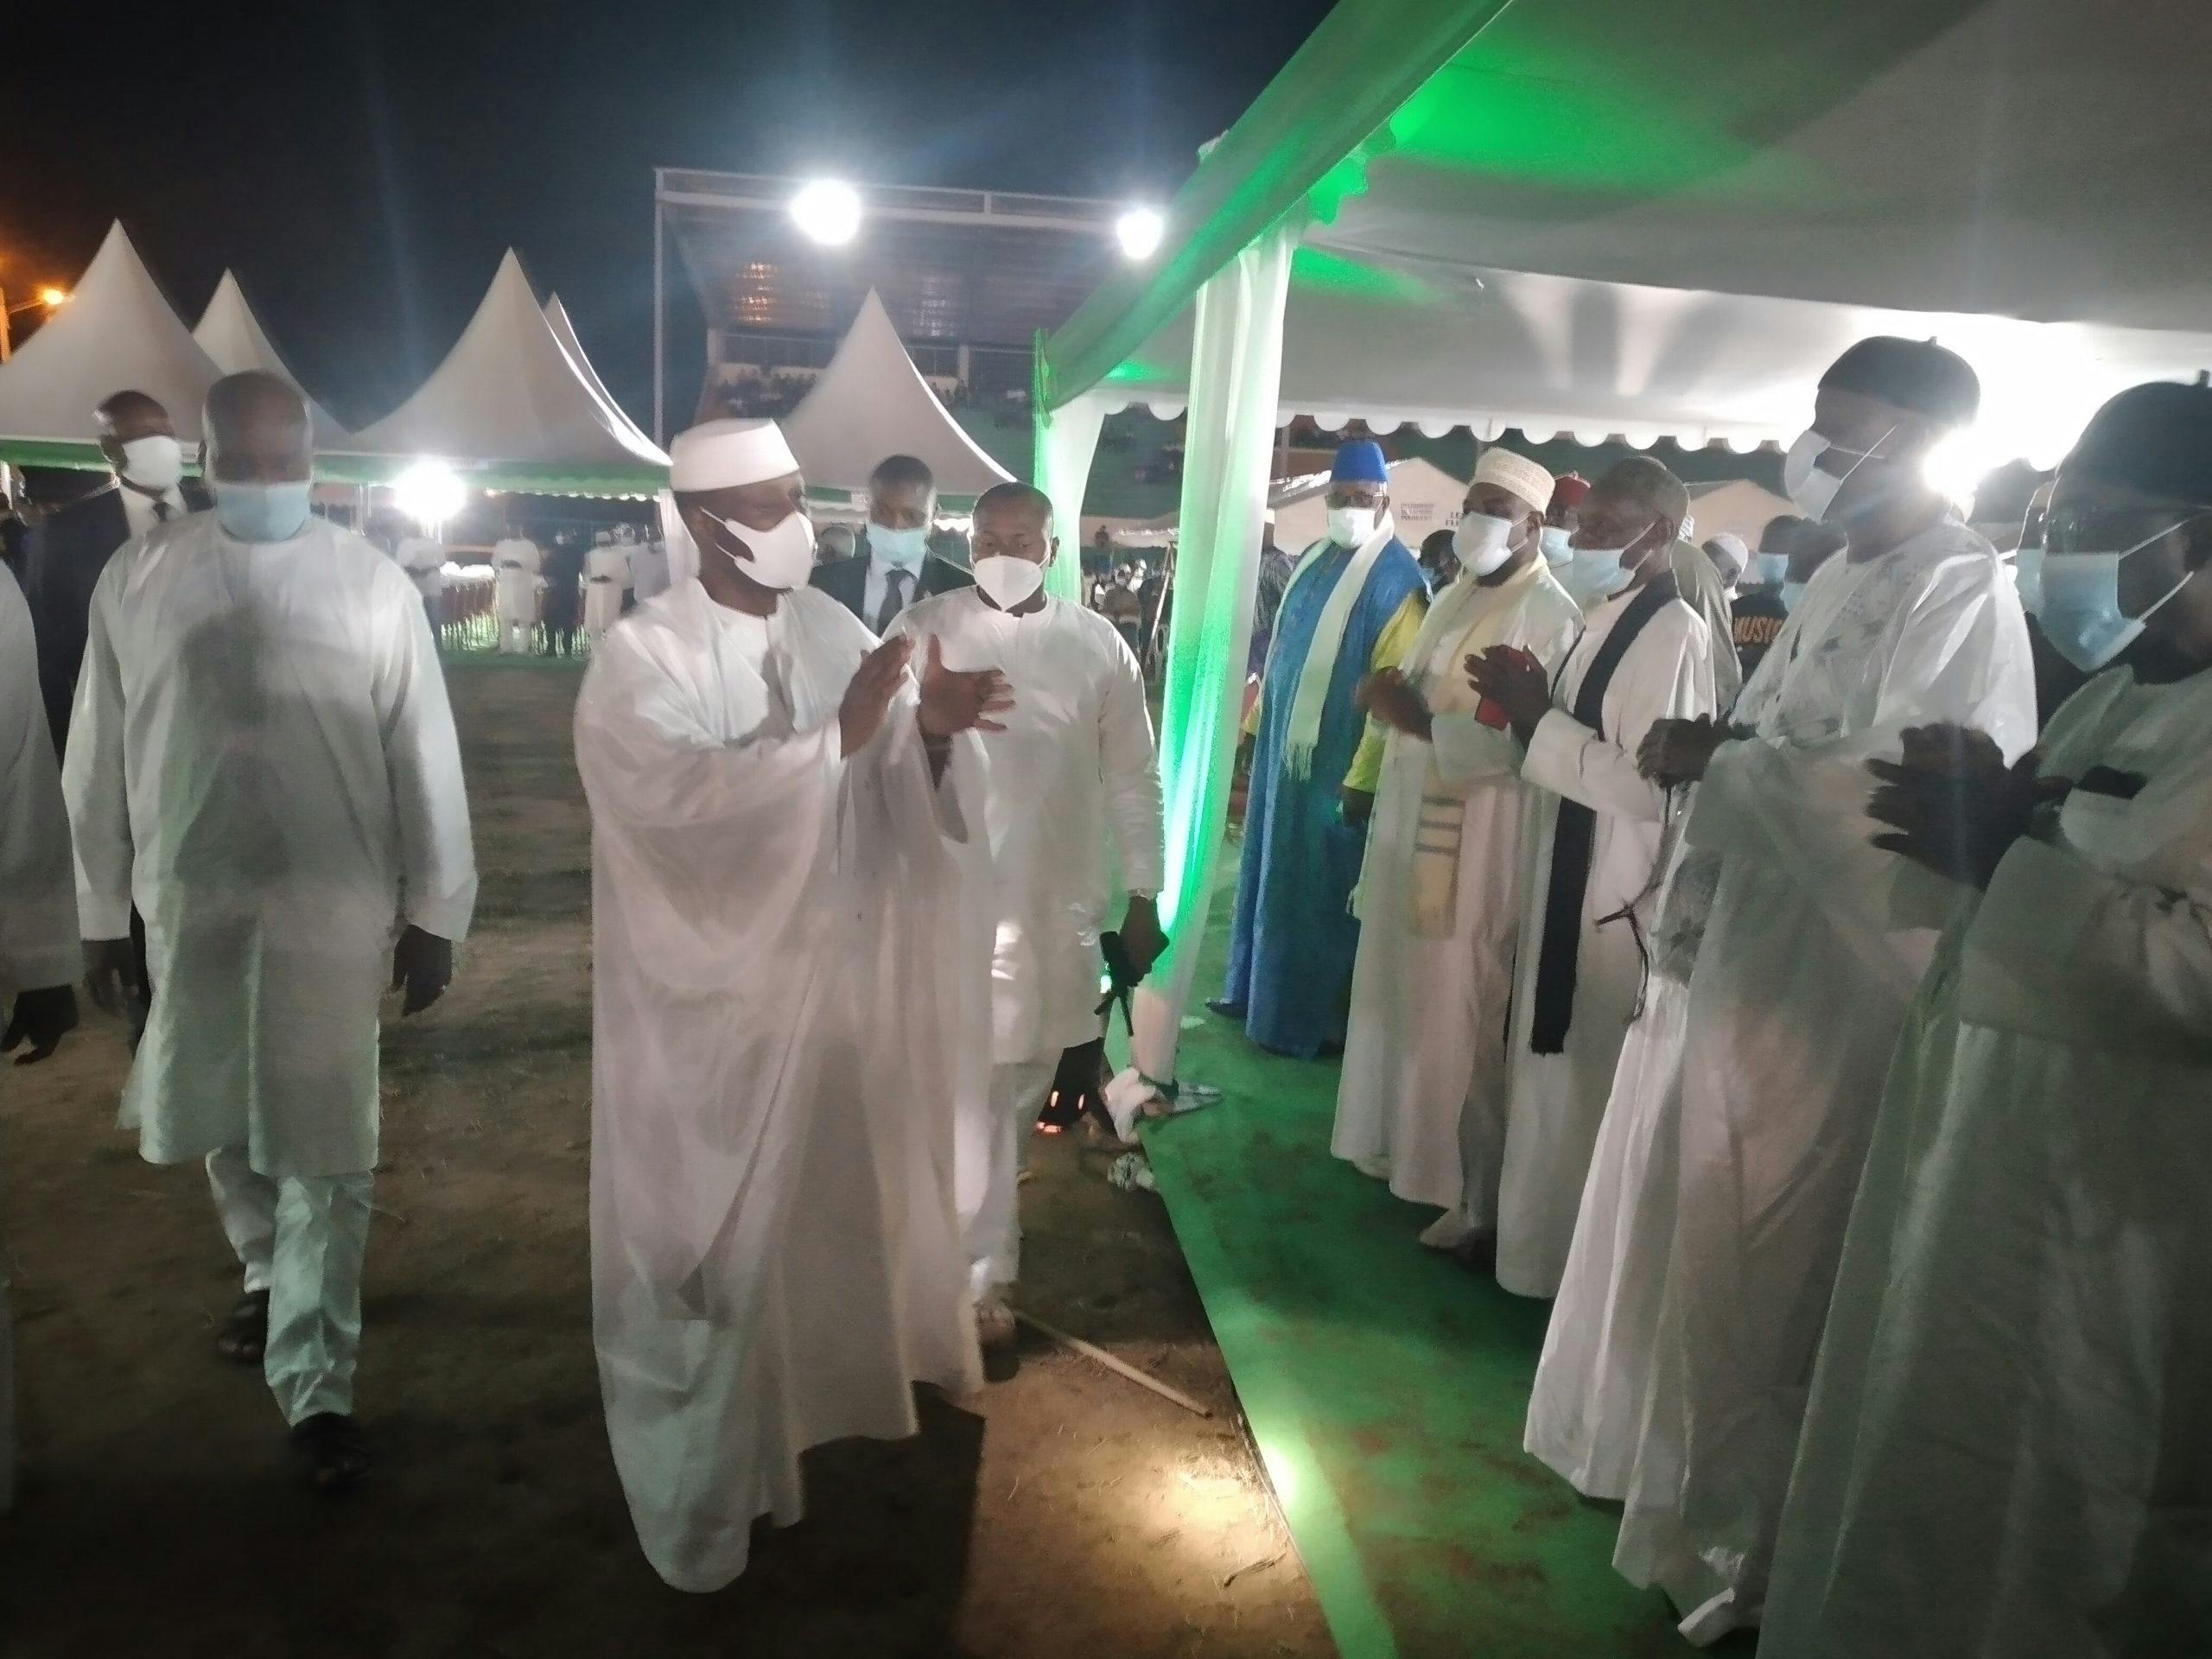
[1618,337,2037,1643]
[1465,457,1720,1299]
[1330,448,1581,1249]
[887,481,1165,1347]
[0,563,82,1512]
[575,417,1013,1592]
[1764,379,2212,1658]
[63,372,476,1491]
[582,529,631,645]
[492,527,542,653]
[399,533,448,645]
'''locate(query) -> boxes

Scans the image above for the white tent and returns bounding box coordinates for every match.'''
[342,250,668,493]
[1269,455,1466,553]
[543,294,659,461]
[194,270,351,446]
[0,221,220,456]
[781,289,1013,502]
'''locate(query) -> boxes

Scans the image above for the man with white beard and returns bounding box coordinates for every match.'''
[888,481,1165,1347]
[1465,457,1720,1300]
[492,524,542,653]
[1617,337,2037,1643]
[575,418,1013,1591]
[1,563,81,1511]
[64,372,476,1491]
[1330,448,1581,1249]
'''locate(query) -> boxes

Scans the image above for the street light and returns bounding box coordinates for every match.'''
[1116,207,1166,262]
[0,283,69,363]
[789,180,863,247]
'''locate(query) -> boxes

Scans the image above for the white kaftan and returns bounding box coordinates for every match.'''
[1332,557,1583,1222]
[62,515,478,1180]
[576,579,990,1592]
[1,565,81,1512]
[1495,584,1717,1299]
[891,590,1163,1296]
[583,543,632,641]
[493,537,542,652]
[1764,663,2212,1659]
[1614,519,2037,1643]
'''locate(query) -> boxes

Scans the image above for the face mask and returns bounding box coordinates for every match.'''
[211,478,313,543]
[1780,578,1809,614]
[1452,512,1519,578]
[1328,505,1378,547]
[1559,528,1645,605]
[1538,525,1573,566]
[1748,551,1789,588]
[973,554,1046,611]
[704,507,815,590]
[2033,520,2202,672]
[870,523,928,569]
[2012,543,2046,613]
[118,434,184,493]
[1784,423,1898,523]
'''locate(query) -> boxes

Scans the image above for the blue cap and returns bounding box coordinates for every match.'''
[1331,440,1389,485]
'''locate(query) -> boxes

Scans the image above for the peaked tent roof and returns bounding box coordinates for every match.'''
[782,289,1014,501]
[338,250,669,495]
[543,294,659,461]
[1046,0,2212,467]
[0,220,222,465]
[194,271,351,447]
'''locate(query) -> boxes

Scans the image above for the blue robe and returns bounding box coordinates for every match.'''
[1224,537,1426,1058]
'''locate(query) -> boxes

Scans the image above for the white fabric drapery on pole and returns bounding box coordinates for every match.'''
[1033,391,1108,602]
[1128,219,1297,1085]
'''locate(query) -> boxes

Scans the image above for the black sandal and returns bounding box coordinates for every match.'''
[214,1290,270,1365]
[290,1412,370,1493]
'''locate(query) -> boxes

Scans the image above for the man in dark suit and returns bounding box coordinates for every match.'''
[810,454,971,632]
[22,390,207,754]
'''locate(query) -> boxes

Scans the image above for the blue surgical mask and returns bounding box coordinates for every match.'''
[1538,525,1574,566]
[1748,551,1789,588]
[2012,543,2046,613]
[1780,578,1809,614]
[211,478,313,543]
[2034,520,2202,672]
[870,523,928,569]
[1559,534,1640,606]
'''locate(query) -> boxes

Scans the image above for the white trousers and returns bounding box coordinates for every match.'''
[963,1059,1057,1300]
[206,1148,374,1426]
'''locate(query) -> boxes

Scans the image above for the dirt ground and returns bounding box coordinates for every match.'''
[0,658,1334,1659]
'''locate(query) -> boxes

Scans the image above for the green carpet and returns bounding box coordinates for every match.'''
[1133,838,1698,1659]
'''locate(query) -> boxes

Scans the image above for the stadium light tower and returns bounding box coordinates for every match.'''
[790,180,864,246]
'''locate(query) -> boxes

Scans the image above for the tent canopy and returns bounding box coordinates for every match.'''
[0,221,220,466]
[782,289,1014,503]
[194,270,351,448]
[543,294,660,461]
[1046,0,2212,465]
[339,250,670,496]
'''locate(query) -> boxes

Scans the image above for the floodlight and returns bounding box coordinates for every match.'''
[790,180,863,246]
[1116,207,1166,261]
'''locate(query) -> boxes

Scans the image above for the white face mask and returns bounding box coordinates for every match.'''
[2034,518,2203,672]
[973,554,1046,611]
[1327,505,1379,547]
[1558,526,1648,606]
[1784,423,1899,523]
[1451,512,1520,578]
[118,434,184,493]
[869,523,929,569]
[1538,525,1574,566]
[704,506,815,590]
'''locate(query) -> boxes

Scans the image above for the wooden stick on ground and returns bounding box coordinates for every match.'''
[1014,1310,1214,1418]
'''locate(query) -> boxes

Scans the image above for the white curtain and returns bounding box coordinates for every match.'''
[1033,392,1108,602]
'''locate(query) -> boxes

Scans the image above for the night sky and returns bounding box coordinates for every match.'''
[5,0,1337,429]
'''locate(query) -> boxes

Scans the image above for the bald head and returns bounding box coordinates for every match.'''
[205,372,311,483]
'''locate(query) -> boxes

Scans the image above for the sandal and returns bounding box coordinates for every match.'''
[289,1412,370,1494]
[214,1290,270,1365]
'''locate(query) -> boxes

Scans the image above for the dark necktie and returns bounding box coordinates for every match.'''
[874,568,912,634]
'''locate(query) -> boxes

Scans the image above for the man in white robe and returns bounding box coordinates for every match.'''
[1,563,82,1512]
[492,529,542,653]
[889,481,1165,1345]
[1765,379,2212,1658]
[1467,457,1720,1299]
[399,534,448,645]
[63,372,476,1489]
[582,530,631,645]
[575,418,1012,1592]
[1331,449,1582,1249]
[1618,337,2037,1642]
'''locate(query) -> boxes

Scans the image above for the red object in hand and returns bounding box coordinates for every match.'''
[1476,695,1510,729]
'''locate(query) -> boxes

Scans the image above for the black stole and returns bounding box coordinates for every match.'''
[1529,574,1679,1054]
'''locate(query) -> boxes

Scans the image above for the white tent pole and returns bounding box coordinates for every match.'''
[652,177,667,445]
[1128,219,1296,1086]
[1034,391,1107,602]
